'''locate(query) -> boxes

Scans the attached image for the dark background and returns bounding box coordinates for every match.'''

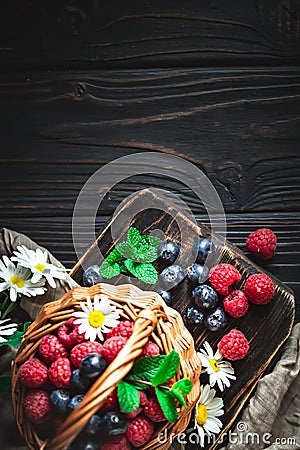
[0,0,299,324]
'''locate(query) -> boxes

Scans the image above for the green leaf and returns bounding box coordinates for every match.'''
[105,248,123,264]
[116,241,137,260]
[128,355,166,383]
[118,260,131,276]
[124,259,138,277]
[134,246,159,264]
[147,235,162,249]
[0,376,11,395]
[0,322,32,348]
[169,379,192,409]
[99,260,121,279]
[155,387,178,422]
[117,380,140,413]
[152,350,180,386]
[127,227,142,248]
[134,263,158,284]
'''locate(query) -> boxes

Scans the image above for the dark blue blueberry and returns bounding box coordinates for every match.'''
[185,306,204,325]
[78,442,99,450]
[67,394,85,413]
[99,412,128,437]
[70,369,91,394]
[50,389,71,414]
[205,307,227,331]
[192,285,218,309]
[80,354,107,379]
[161,265,185,285]
[85,414,102,437]
[186,264,209,283]
[193,238,213,264]
[83,265,104,287]
[157,289,173,306]
[158,240,179,264]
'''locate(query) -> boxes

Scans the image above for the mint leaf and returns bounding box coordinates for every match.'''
[134,246,159,264]
[152,350,180,386]
[105,248,123,264]
[128,355,166,384]
[116,241,137,260]
[99,260,121,279]
[124,259,138,277]
[147,235,162,249]
[127,227,141,248]
[117,380,140,413]
[171,379,193,397]
[155,387,178,422]
[0,376,11,395]
[134,263,158,284]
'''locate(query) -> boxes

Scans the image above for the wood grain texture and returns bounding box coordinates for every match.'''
[70,189,295,450]
[1,0,300,69]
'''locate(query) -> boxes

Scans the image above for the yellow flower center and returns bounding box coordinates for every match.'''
[34,263,46,272]
[196,404,208,426]
[10,275,25,288]
[88,310,105,328]
[210,358,219,372]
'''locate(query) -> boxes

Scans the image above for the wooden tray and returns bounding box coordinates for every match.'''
[70,189,295,450]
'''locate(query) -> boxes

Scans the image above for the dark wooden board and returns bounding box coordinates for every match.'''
[1,0,300,70]
[70,189,295,450]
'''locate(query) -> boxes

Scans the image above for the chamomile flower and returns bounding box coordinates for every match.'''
[11,245,67,288]
[0,256,46,302]
[199,341,236,392]
[73,295,120,342]
[0,314,18,343]
[194,384,224,447]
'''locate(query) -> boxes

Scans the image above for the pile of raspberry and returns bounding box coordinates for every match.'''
[19,317,167,449]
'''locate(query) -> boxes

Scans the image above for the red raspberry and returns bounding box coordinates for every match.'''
[140,341,160,358]
[143,396,166,422]
[102,336,127,364]
[223,290,249,318]
[126,407,142,419]
[101,434,131,450]
[39,335,68,365]
[99,388,118,413]
[24,389,52,424]
[139,391,147,406]
[48,357,71,388]
[209,263,241,296]
[126,416,154,447]
[19,358,48,388]
[106,320,134,339]
[244,273,275,305]
[70,341,103,369]
[166,378,175,388]
[218,328,249,361]
[246,228,277,260]
[57,317,86,348]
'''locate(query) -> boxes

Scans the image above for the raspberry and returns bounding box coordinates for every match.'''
[139,391,147,406]
[57,317,86,348]
[126,416,154,447]
[102,336,127,364]
[223,290,249,318]
[99,388,118,413]
[143,396,166,422]
[48,357,71,388]
[70,341,103,369]
[106,320,134,339]
[19,358,48,388]
[246,228,277,260]
[39,335,68,365]
[101,434,131,450]
[166,378,175,388]
[218,328,249,361]
[24,389,52,424]
[244,273,274,305]
[126,407,142,419]
[209,263,241,296]
[140,341,160,358]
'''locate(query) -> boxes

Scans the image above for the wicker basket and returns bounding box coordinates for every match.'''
[11,283,201,450]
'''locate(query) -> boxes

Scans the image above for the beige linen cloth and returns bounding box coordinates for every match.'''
[0,228,299,450]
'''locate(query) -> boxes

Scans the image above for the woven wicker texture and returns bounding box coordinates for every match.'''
[11,283,201,450]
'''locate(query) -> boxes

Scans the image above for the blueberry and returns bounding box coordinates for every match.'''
[68,394,85,413]
[193,238,213,264]
[50,389,71,414]
[99,411,128,437]
[186,264,209,283]
[83,265,103,287]
[78,442,99,450]
[157,289,173,306]
[205,307,227,331]
[161,265,185,285]
[85,414,102,437]
[185,306,204,325]
[192,285,218,309]
[70,369,91,394]
[80,354,107,379]
[158,240,179,264]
